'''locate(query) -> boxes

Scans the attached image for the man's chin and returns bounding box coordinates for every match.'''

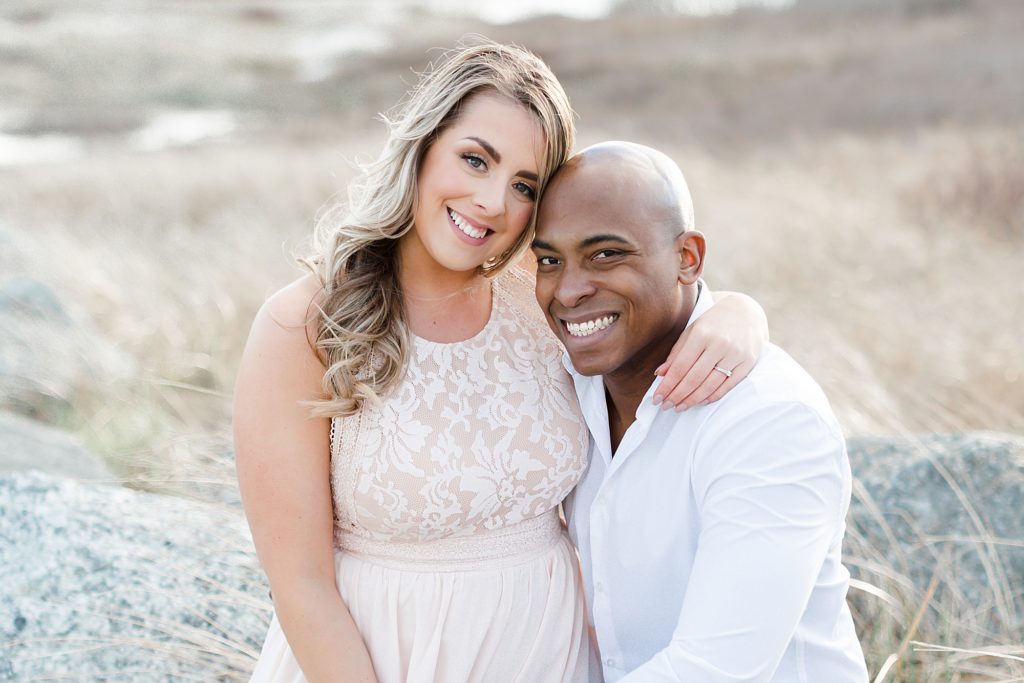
[565,349,614,377]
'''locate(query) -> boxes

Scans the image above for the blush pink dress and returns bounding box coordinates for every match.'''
[249,268,594,683]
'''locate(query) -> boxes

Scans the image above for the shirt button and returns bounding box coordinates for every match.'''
[595,581,605,592]
[605,657,616,668]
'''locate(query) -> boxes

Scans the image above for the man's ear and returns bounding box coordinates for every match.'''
[675,230,706,285]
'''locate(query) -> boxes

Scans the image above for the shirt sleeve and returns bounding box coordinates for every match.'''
[617,400,849,683]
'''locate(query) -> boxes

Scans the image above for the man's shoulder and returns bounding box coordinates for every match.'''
[744,344,830,402]
[703,343,841,438]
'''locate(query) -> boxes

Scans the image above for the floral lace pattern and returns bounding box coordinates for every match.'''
[330,268,588,545]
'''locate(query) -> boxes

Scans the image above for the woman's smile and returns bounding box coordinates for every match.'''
[447,207,493,244]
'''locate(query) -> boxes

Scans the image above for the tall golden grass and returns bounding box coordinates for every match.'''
[2,0,1021,679]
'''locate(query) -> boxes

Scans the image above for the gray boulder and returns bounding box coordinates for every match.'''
[846,431,1024,632]
[3,432,1021,679]
[0,471,270,681]
[0,411,113,480]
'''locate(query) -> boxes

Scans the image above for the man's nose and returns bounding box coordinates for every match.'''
[555,264,596,308]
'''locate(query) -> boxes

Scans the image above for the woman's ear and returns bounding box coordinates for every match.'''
[676,230,706,285]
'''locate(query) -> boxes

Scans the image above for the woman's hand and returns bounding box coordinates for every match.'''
[652,290,768,410]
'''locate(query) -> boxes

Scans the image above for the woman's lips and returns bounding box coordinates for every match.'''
[448,207,492,244]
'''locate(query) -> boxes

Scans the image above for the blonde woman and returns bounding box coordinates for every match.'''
[235,41,767,683]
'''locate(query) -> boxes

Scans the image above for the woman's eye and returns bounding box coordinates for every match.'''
[513,182,536,200]
[462,153,486,170]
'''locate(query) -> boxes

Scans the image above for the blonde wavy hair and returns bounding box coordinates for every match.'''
[302,40,575,417]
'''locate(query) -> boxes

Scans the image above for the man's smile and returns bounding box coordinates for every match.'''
[561,313,620,338]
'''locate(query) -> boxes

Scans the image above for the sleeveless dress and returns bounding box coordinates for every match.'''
[250,268,594,683]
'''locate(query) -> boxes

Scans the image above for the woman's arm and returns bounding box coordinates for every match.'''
[234,276,378,683]
[652,290,769,410]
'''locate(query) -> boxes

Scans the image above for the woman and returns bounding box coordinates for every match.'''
[235,41,766,682]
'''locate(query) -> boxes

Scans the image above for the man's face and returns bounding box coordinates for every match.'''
[533,165,698,378]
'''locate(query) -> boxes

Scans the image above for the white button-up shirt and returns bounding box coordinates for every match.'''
[565,288,868,682]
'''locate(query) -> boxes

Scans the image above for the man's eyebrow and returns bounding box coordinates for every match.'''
[532,234,632,251]
[465,136,538,182]
[579,234,632,248]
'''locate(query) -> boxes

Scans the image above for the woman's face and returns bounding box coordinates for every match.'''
[407,91,546,274]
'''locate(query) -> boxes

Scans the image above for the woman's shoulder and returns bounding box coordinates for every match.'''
[246,274,325,363]
[263,274,324,326]
[234,275,327,417]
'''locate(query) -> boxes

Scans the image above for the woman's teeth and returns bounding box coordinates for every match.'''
[449,209,488,239]
[566,315,617,338]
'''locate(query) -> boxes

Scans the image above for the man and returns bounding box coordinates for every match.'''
[532,142,868,682]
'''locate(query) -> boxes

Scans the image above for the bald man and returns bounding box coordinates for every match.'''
[532,142,868,682]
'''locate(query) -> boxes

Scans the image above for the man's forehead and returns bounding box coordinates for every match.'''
[535,183,620,246]
[541,163,666,224]
[541,164,644,221]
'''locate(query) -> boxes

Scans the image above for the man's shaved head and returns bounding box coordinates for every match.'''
[543,141,695,240]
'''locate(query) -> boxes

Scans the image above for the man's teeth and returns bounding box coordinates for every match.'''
[449,209,488,239]
[566,316,617,338]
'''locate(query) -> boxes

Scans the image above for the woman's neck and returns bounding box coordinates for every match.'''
[397,229,486,295]
[397,232,493,342]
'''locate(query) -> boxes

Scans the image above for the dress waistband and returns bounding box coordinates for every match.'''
[334,511,565,571]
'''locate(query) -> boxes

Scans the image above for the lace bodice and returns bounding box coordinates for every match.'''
[329,268,588,546]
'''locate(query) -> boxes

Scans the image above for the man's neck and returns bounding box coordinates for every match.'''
[604,374,655,454]
[598,282,704,454]
[603,291,698,453]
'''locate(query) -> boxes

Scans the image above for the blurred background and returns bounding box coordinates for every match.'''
[1,0,1022,679]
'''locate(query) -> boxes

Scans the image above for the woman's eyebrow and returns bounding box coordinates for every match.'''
[464,136,538,181]
[465,137,500,162]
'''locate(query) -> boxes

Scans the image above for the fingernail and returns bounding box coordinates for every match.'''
[654,364,667,376]
[662,401,675,411]
[652,395,663,406]
[674,403,688,413]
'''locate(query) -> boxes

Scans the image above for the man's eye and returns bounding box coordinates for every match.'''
[462,154,486,170]
[537,256,559,266]
[594,250,621,260]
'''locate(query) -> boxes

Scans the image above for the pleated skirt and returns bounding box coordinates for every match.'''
[249,512,593,683]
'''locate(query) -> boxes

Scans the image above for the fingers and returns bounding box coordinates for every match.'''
[703,359,754,404]
[661,351,728,410]
[652,320,762,410]
[652,332,705,406]
[654,356,755,411]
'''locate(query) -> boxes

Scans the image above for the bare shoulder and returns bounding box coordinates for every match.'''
[240,274,326,384]
[262,274,325,335]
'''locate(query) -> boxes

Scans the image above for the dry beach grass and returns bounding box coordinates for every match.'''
[1,0,1022,679]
